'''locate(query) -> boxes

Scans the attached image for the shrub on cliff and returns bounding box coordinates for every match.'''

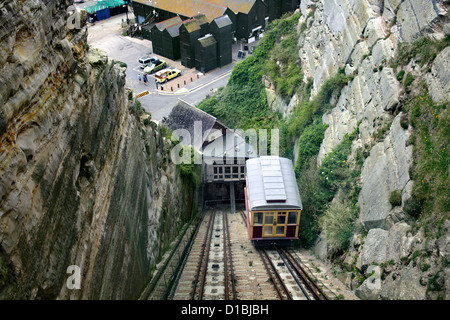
[319,197,358,252]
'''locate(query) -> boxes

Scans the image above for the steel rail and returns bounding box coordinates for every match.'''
[292,250,338,300]
[191,210,216,300]
[223,211,237,300]
[258,249,293,300]
[281,248,328,300]
[276,247,312,300]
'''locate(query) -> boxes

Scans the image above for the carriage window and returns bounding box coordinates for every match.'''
[264,212,274,225]
[288,212,298,224]
[253,212,263,225]
[276,226,285,235]
[264,226,273,236]
[277,212,286,224]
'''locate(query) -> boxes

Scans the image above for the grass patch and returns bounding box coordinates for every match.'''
[391,35,450,71]
[389,190,402,207]
[319,197,359,252]
[297,126,362,247]
[294,120,329,175]
[405,92,449,219]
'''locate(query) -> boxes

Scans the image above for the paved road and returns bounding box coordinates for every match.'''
[86,13,250,121]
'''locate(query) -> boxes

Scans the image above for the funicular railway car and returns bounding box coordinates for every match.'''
[245,156,302,245]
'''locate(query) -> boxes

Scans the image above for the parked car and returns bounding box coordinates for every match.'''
[155,68,181,83]
[138,56,157,69]
[143,59,166,74]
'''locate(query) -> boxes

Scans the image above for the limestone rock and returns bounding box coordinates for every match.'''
[426,46,450,104]
[355,272,381,299]
[380,261,427,299]
[360,228,389,268]
[313,233,330,260]
[358,113,412,230]
[359,222,413,269]
[396,0,448,42]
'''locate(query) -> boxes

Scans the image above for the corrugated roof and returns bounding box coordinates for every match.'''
[134,0,228,22]
[246,156,302,211]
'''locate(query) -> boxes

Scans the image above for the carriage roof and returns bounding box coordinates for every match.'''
[246,156,302,211]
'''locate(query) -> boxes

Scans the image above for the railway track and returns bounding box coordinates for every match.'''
[171,208,340,300]
[258,246,329,300]
[258,249,293,300]
[181,209,237,300]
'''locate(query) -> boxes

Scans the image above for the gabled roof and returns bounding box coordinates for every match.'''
[163,99,217,147]
[212,14,232,28]
[193,13,209,26]
[197,34,217,47]
[202,129,257,159]
[180,19,201,33]
[153,16,183,31]
[164,20,185,37]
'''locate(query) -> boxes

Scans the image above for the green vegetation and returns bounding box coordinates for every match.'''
[298,126,362,249]
[294,120,328,176]
[198,12,303,131]
[178,146,201,187]
[404,92,449,221]
[263,15,303,101]
[389,190,402,207]
[319,198,358,251]
[404,72,415,93]
[396,70,405,82]
[318,127,360,201]
[286,67,353,142]
[391,35,450,70]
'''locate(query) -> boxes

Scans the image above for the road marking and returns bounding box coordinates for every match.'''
[156,69,233,96]
[136,90,150,98]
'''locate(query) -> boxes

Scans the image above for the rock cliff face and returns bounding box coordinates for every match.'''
[0,0,195,299]
[276,0,449,299]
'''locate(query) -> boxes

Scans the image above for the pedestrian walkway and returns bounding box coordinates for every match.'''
[155,69,205,93]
